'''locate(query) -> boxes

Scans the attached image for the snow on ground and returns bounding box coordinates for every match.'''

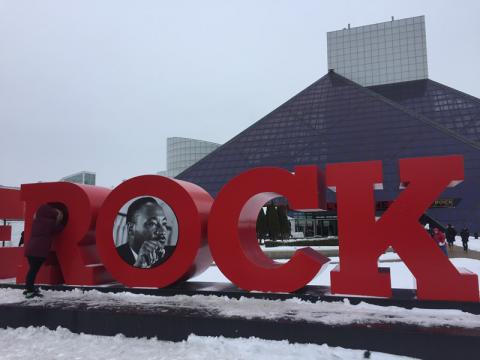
[1,255,478,291]
[0,221,23,247]
[1,287,480,329]
[327,252,401,263]
[266,237,338,243]
[191,257,480,290]
[454,236,480,251]
[261,245,338,252]
[1,254,479,359]
[378,252,401,261]
[0,326,415,360]
[349,256,472,290]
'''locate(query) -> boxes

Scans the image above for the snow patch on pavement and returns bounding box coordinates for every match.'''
[1,287,480,329]
[0,326,416,360]
[190,257,480,290]
[455,236,480,252]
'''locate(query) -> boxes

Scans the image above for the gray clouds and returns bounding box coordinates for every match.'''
[1,0,479,187]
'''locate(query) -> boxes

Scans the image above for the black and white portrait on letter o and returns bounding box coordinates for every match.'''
[113,196,178,268]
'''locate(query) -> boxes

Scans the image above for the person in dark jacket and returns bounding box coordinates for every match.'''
[445,224,457,248]
[24,203,66,298]
[432,227,448,256]
[460,226,470,252]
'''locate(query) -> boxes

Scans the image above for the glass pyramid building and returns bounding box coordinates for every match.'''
[177,16,480,232]
[177,71,480,231]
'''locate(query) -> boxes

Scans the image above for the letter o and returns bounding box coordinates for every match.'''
[96,175,213,288]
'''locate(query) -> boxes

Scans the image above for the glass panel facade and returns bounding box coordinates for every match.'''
[166,137,220,178]
[178,71,480,232]
[327,16,428,86]
[61,171,96,185]
[369,79,480,146]
[290,211,338,237]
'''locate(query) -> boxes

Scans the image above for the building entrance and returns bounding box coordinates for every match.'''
[291,211,338,238]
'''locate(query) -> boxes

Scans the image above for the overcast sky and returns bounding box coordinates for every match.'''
[1,0,479,188]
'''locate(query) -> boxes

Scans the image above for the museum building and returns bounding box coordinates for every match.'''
[177,16,480,235]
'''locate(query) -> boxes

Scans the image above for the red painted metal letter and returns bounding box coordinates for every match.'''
[96,175,213,288]
[18,182,113,285]
[208,166,329,292]
[0,187,24,279]
[327,156,479,302]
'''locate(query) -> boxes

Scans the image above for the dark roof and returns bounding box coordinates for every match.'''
[177,71,480,229]
[369,79,480,146]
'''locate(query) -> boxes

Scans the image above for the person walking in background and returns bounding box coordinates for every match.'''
[432,227,448,256]
[24,203,67,298]
[445,224,457,248]
[424,223,433,236]
[460,226,470,252]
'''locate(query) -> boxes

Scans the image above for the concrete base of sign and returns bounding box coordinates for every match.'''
[1,282,479,359]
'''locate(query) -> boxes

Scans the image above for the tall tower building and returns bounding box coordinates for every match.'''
[158,137,221,178]
[327,16,428,86]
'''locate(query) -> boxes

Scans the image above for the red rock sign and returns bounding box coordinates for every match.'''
[0,155,478,302]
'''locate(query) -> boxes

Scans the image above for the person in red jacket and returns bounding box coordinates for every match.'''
[24,203,67,298]
[432,227,448,257]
